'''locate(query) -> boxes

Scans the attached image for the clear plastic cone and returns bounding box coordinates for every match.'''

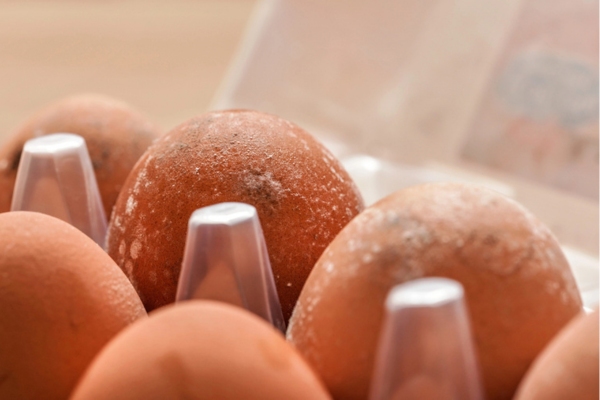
[11,133,107,247]
[176,202,286,332]
[369,278,484,400]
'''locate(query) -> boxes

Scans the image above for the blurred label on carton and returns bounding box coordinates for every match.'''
[462,0,599,200]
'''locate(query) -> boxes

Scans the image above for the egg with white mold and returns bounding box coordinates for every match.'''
[287,182,583,400]
[106,109,364,321]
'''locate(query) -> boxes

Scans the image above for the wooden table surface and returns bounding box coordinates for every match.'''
[0,0,257,139]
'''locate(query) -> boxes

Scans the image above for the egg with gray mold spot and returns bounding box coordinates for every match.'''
[287,182,582,400]
[106,109,364,321]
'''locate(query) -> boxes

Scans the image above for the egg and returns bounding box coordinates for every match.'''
[0,211,146,399]
[287,182,582,400]
[71,300,331,400]
[514,309,599,400]
[106,109,364,321]
[0,94,161,218]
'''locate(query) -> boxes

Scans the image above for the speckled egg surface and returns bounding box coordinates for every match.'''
[106,110,364,321]
[287,182,582,400]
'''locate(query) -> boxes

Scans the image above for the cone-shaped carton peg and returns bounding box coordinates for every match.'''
[11,133,107,247]
[176,202,286,332]
[369,277,484,400]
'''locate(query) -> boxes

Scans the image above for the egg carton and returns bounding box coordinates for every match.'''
[7,133,487,399]
[4,1,597,397]
[10,133,107,246]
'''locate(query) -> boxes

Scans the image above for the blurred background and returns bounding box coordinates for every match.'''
[0,0,598,304]
[0,0,256,134]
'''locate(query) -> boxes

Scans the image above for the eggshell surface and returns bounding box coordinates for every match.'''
[106,110,364,320]
[71,301,332,400]
[287,182,582,400]
[0,94,160,218]
[0,211,146,400]
[514,309,599,400]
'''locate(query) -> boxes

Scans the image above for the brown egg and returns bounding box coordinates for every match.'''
[287,182,582,400]
[106,110,364,321]
[514,309,599,400]
[0,94,160,218]
[0,211,146,399]
[71,301,332,400]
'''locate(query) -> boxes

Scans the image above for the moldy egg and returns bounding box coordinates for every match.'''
[106,109,364,321]
[287,182,582,400]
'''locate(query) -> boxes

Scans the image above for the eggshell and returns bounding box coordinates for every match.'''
[287,182,582,400]
[514,309,599,400]
[0,94,160,218]
[106,109,364,321]
[0,211,146,399]
[71,301,332,400]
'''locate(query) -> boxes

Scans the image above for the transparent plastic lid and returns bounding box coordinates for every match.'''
[369,278,484,400]
[214,0,599,307]
[175,202,285,332]
[11,133,107,247]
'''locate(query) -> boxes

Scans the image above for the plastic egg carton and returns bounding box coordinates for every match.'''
[211,0,599,308]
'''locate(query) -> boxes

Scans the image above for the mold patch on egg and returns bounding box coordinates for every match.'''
[130,240,142,260]
[238,169,288,213]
